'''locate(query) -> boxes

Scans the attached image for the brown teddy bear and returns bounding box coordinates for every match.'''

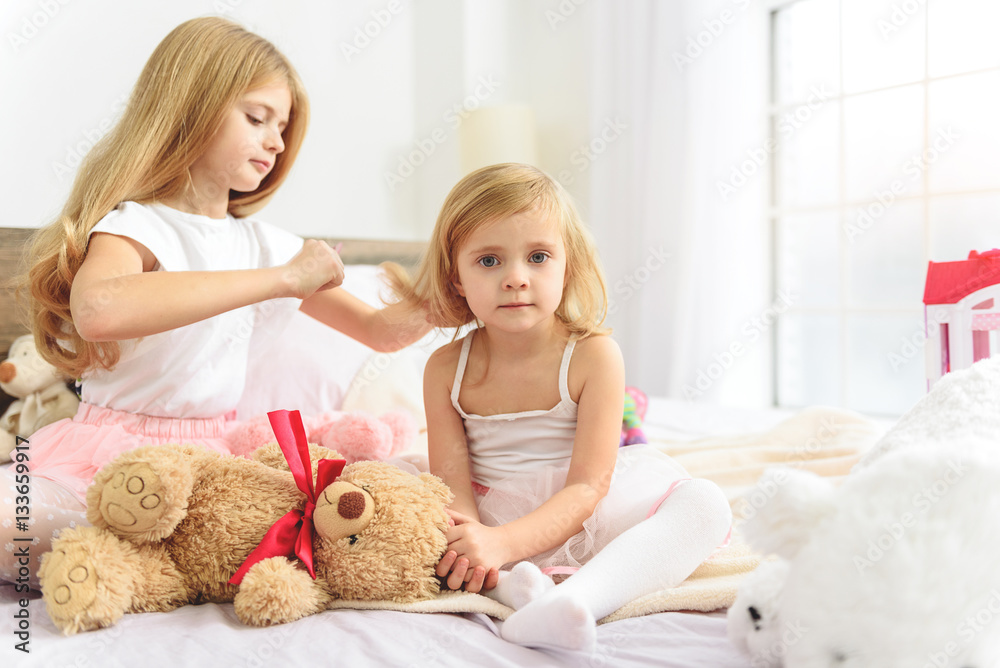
[39,411,452,635]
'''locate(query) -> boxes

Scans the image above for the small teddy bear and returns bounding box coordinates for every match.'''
[39,410,452,634]
[0,334,80,462]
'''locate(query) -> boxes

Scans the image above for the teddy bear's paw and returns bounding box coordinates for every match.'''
[234,557,330,626]
[98,462,172,536]
[41,545,99,625]
[39,528,135,635]
[86,445,199,543]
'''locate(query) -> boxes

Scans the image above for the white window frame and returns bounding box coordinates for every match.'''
[766,0,1000,415]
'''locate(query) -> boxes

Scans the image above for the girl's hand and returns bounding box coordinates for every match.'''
[435,509,509,593]
[436,551,500,594]
[283,240,344,299]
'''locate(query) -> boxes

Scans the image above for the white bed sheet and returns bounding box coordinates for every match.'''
[1,583,749,668]
[2,398,809,668]
[644,397,797,440]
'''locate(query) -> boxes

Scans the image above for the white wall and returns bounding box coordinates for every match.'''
[1,0,420,239]
[0,0,594,242]
[1,0,774,407]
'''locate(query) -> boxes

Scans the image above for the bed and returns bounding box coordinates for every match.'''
[0,228,888,667]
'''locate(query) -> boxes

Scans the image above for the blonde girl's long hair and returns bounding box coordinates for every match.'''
[385,163,610,338]
[22,17,309,378]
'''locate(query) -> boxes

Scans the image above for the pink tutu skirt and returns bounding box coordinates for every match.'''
[473,444,691,573]
[27,403,235,503]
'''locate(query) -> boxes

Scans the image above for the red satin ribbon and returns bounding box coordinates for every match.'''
[229,410,346,585]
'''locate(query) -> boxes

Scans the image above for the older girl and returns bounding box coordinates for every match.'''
[1,17,429,587]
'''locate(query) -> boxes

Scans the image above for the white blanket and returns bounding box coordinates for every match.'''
[2,403,882,667]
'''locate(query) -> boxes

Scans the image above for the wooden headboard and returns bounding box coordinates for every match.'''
[0,226,426,410]
[0,227,35,356]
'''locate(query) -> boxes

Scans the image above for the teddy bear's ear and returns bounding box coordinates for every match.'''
[739,467,837,560]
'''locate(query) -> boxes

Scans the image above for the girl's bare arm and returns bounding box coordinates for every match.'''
[424,343,481,520]
[71,232,342,341]
[300,287,432,353]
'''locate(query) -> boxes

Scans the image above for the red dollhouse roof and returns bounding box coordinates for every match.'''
[924,250,1000,305]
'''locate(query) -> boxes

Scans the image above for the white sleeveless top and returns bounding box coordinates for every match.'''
[451,331,578,488]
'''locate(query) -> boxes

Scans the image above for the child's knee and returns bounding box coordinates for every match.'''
[673,478,733,540]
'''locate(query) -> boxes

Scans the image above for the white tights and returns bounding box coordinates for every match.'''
[0,466,88,589]
[497,478,732,651]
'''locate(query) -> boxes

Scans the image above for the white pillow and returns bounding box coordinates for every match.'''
[235,264,455,457]
[235,264,403,419]
[340,325,458,457]
[234,308,372,420]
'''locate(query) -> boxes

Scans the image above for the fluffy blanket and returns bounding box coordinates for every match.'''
[335,406,883,622]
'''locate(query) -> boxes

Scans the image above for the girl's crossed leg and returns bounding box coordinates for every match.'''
[499,478,732,651]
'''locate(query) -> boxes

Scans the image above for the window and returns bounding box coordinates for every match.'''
[771,0,1000,415]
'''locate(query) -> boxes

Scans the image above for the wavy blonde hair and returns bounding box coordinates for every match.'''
[22,17,309,377]
[385,163,609,338]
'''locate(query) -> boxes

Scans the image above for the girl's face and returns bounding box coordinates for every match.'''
[452,208,567,335]
[187,81,291,210]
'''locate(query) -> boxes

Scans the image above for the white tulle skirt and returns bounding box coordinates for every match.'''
[473,444,691,574]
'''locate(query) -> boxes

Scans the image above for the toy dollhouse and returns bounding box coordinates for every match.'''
[924,249,1000,388]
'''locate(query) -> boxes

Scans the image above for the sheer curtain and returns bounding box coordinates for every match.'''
[587,0,773,407]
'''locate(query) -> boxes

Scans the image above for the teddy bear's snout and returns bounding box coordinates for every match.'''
[0,362,15,385]
[313,481,376,543]
[336,491,366,519]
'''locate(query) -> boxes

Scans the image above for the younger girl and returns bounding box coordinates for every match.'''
[0,17,429,587]
[389,163,732,651]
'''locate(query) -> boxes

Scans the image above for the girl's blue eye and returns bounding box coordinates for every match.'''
[478,256,499,268]
[247,114,264,125]
[530,253,548,263]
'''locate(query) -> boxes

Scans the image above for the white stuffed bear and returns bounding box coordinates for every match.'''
[0,334,80,462]
[728,356,1000,668]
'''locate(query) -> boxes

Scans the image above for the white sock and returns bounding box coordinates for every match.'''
[500,479,732,651]
[482,561,555,610]
[500,591,596,651]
